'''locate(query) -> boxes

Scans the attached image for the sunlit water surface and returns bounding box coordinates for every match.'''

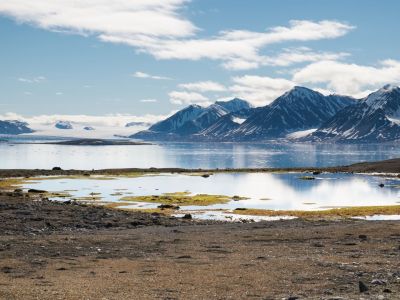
[21,173,400,221]
[1,137,400,169]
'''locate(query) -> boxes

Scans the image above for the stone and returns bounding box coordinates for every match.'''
[359,281,369,293]
[371,279,386,285]
[28,189,47,193]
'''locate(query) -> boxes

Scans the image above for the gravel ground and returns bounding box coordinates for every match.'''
[0,192,399,299]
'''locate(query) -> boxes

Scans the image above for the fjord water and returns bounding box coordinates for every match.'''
[1,139,400,169]
[21,173,400,215]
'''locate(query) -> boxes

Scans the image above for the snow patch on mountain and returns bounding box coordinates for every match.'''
[287,128,317,139]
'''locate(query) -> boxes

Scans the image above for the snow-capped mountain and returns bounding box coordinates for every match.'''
[131,99,251,140]
[305,85,400,142]
[228,87,355,140]
[195,108,256,140]
[173,104,229,135]
[131,85,400,143]
[125,121,150,128]
[55,121,73,130]
[364,84,400,118]
[132,104,205,140]
[215,98,252,113]
[0,120,34,135]
[150,104,204,133]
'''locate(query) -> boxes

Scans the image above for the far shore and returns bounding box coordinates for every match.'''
[0,157,399,178]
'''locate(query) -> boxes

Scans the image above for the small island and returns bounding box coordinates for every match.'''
[44,138,151,146]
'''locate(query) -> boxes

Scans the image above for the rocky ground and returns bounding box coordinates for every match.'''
[1,158,400,299]
[0,191,399,299]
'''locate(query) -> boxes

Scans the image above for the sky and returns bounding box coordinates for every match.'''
[1,0,400,125]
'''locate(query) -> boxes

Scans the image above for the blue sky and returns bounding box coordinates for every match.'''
[1,0,400,118]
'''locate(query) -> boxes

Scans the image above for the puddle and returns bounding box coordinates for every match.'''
[21,172,400,221]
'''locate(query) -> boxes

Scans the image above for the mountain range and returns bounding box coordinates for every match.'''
[132,85,400,143]
[0,120,34,135]
[2,85,400,143]
[305,85,400,142]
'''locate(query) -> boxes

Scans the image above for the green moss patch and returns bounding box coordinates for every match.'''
[120,192,233,206]
[231,205,400,219]
[0,178,24,190]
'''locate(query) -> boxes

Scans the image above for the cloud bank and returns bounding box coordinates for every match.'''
[0,1,353,70]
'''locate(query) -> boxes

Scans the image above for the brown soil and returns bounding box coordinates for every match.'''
[1,158,400,299]
[0,192,399,299]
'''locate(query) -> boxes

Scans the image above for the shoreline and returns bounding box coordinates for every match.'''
[1,157,400,179]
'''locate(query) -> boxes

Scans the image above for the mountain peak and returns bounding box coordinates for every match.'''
[283,86,322,99]
[215,98,251,113]
[381,84,399,91]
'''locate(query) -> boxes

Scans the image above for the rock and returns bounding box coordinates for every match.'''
[234,208,247,211]
[383,288,392,293]
[359,280,369,293]
[201,174,210,178]
[287,297,299,300]
[371,279,386,285]
[158,204,180,210]
[182,214,192,219]
[379,183,385,188]
[313,171,321,175]
[13,189,23,196]
[299,176,315,180]
[52,167,62,171]
[359,234,368,240]
[28,189,47,193]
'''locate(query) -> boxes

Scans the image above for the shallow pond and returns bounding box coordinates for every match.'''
[21,172,400,221]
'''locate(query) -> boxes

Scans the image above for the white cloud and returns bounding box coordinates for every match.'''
[0,112,164,127]
[168,91,210,105]
[132,71,171,80]
[17,76,46,83]
[104,20,354,70]
[0,0,196,38]
[221,47,349,70]
[261,47,349,67]
[0,1,354,70]
[178,81,226,92]
[293,59,400,97]
[139,98,158,103]
[55,92,63,96]
[0,112,169,138]
[229,75,296,106]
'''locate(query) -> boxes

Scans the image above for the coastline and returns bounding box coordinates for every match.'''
[1,157,400,179]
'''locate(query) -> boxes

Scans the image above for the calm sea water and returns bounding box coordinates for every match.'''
[0,136,399,169]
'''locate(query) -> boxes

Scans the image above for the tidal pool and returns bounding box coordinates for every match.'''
[21,172,400,221]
